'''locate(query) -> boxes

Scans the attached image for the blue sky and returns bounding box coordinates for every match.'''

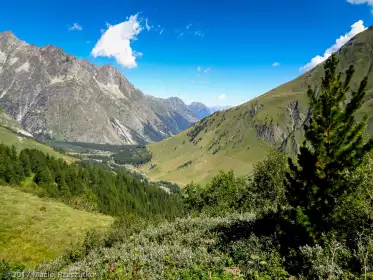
[0,0,372,106]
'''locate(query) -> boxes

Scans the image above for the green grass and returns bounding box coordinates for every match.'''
[140,109,274,186]
[139,28,373,186]
[0,127,74,163]
[0,185,113,267]
[140,92,307,186]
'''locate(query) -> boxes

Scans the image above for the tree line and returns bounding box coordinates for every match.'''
[0,144,182,219]
[111,146,152,166]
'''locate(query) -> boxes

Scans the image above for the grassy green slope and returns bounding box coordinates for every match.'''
[0,127,72,160]
[140,27,373,186]
[0,109,74,162]
[0,185,113,267]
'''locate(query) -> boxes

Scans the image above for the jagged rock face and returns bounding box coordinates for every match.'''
[0,107,33,137]
[286,101,301,130]
[249,102,264,119]
[254,122,283,144]
[0,31,201,144]
[188,102,212,120]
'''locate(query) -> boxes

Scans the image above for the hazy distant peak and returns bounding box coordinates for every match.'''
[166,96,185,104]
[209,105,232,113]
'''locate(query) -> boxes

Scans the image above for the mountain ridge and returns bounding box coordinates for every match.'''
[187,102,212,119]
[139,27,373,185]
[0,31,212,145]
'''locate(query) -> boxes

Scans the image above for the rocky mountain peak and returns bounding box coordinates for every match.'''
[41,44,69,55]
[0,31,27,52]
[0,31,16,38]
[187,102,212,119]
[166,97,186,106]
[189,101,207,108]
[40,44,75,65]
[96,63,128,83]
[0,33,210,144]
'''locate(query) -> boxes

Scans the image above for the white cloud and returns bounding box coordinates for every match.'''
[91,14,143,69]
[272,62,280,67]
[154,25,164,35]
[145,18,151,31]
[195,31,205,39]
[348,0,373,14]
[68,23,83,31]
[196,66,211,74]
[347,0,373,5]
[218,94,226,100]
[186,24,193,30]
[177,32,184,39]
[348,0,373,13]
[300,20,367,72]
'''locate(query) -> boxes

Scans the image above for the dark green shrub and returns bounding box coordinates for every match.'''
[183,170,249,215]
[0,260,25,280]
[248,150,289,214]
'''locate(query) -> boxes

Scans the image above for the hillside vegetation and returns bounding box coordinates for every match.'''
[140,27,373,185]
[14,54,373,279]
[0,141,183,270]
[0,185,113,267]
[0,143,183,218]
[0,127,74,162]
[0,109,74,162]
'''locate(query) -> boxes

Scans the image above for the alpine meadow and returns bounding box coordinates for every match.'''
[2,1,373,279]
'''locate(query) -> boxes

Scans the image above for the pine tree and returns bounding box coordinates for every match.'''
[56,169,70,197]
[19,151,31,177]
[10,145,17,161]
[285,54,373,243]
[34,166,53,185]
[4,160,16,184]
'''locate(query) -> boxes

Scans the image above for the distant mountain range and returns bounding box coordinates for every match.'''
[187,102,232,119]
[209,105,232,114]
[0,31,227,145]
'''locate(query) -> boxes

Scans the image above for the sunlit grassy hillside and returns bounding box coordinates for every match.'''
[0,185,113,267]
[0,127,75,162]
[140,27,373,185]
[0,108,74,162]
